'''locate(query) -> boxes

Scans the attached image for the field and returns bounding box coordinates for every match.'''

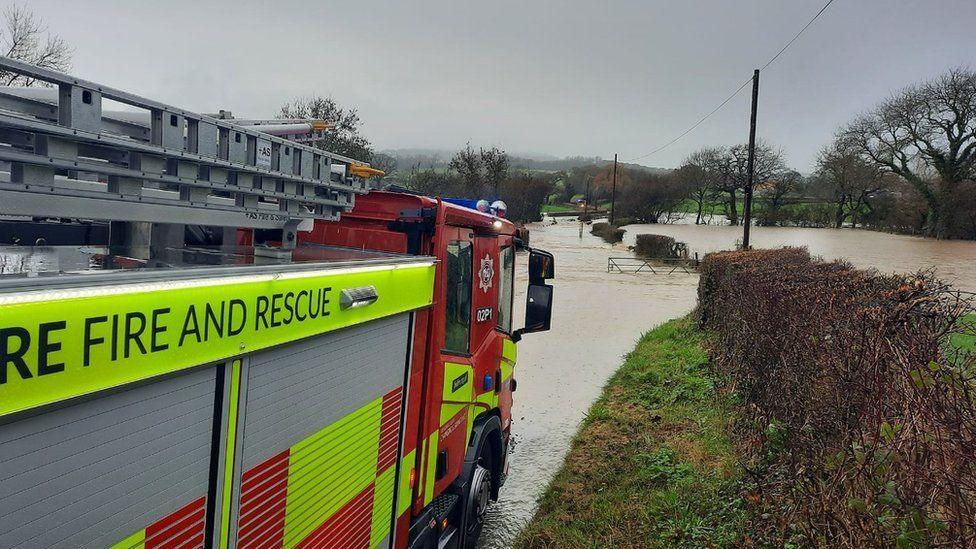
[540,203,578,214]
[954,313,976,350]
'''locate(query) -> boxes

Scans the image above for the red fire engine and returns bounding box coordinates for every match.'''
[0,56,554,549]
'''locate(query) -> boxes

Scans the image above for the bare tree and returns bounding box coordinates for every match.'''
[448,143,509,197]
[0,4,72,86]
[757,169,802,226]
[714,142,786,225]
[481,146,509,197]
[369,152,397,181]
[616,172,687,224]
[839,67,976,237]
[680,147,724,224]
[815,139,888,228]
[279,96,372,160]
[498,172,556,222]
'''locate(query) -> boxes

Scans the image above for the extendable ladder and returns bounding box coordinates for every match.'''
[0,56,369,237]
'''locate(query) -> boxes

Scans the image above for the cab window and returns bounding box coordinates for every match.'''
[497,246,514,333]
[445,240,472,353]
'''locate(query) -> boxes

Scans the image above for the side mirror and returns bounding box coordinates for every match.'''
[513,283,553,341]
[528,248,555,284]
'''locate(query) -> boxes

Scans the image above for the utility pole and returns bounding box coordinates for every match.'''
[609,154,618,225]
[580,178,590,238]
[742,69,760,250]
[584,177,590,218]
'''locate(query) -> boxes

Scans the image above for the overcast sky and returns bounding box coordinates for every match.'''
[25,0,976,171]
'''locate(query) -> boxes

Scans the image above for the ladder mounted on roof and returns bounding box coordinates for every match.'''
[0,55,370,237]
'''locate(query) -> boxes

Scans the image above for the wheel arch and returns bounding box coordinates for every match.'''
[463,411,504,500]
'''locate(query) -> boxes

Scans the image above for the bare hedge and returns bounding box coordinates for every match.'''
[699,248,976,546]
[590,222,624,244]
[634,234,683,259]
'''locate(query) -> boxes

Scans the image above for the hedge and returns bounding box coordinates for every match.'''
[699,248,976,546]
[590,222,625,244]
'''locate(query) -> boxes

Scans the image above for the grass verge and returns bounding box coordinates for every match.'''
[515,316,746,548]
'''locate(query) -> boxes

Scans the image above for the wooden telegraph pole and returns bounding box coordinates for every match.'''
[742,69,760,249]
[609,154,618,225]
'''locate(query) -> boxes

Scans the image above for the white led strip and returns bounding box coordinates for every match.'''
[0,261,434,306]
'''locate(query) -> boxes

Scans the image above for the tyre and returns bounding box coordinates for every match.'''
[462,458,492,548]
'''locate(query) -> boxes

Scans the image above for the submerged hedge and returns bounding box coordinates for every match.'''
[634,234,682,259]
[699,248,976,546]
[590,222,625,244]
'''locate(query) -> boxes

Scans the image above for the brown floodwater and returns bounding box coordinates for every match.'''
[479,218,976,548]
[623,221,976,292]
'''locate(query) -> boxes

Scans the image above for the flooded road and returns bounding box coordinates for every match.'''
[480,218,976,548]
[479,220,700,548]
[623,222,976,292]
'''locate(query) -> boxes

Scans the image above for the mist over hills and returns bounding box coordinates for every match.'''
[379,148,671,174]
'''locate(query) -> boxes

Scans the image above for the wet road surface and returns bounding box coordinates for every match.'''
[479,219,699,547]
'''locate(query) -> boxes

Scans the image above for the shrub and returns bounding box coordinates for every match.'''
[590,222,624,244]
[634,234,686,259]
[611,216,638,227]
[698,248,976,546]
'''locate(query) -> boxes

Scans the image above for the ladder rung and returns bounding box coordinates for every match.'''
[0,55,373,229]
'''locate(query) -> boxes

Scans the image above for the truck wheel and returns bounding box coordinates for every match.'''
[463,459,492,548]
[459,415,501,548]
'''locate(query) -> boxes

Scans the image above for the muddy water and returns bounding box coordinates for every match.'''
[623,222,976,292]
[479,220,700,548]
[479,219,976,547]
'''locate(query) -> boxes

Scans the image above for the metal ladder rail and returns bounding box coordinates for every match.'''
[0,55,367,231]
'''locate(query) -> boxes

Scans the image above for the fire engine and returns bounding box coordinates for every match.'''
[0,56,554,549]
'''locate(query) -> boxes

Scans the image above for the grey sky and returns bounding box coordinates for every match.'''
[24,0,976,171]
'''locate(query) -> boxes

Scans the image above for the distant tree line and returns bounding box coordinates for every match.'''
[570,67,976,240]
[277,65,975,238]
[403,144,556,223]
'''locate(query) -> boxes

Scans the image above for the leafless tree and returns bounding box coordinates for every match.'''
[279,96,372,160]
[815,139,888,228]
[679,147,724,224]
[449,143,509,197]
[616,171,687,224]
[498,172,556,222]
[839,67,976,237]
[0,4,71,86]
[369,152,397,181]
[714,142,786,225]
[757,169,802,226]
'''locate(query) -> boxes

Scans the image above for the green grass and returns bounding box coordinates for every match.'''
[674,199,732,216]
[541,203,579,213]
[952,313,976,351]
[515,316,747,548]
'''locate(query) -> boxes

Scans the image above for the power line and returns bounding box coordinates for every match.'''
[627,77,752,163]
[625,0,837,163]
[761,0,837,71]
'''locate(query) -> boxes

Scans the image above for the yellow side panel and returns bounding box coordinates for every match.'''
[109,529,145,549]
[0,262,434,418]
[371,466,397,546]
[283,398,382,546]
[396,450,416,516]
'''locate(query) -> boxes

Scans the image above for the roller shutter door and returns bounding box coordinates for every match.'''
[0,367,217,549]
[232,313,410,548]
